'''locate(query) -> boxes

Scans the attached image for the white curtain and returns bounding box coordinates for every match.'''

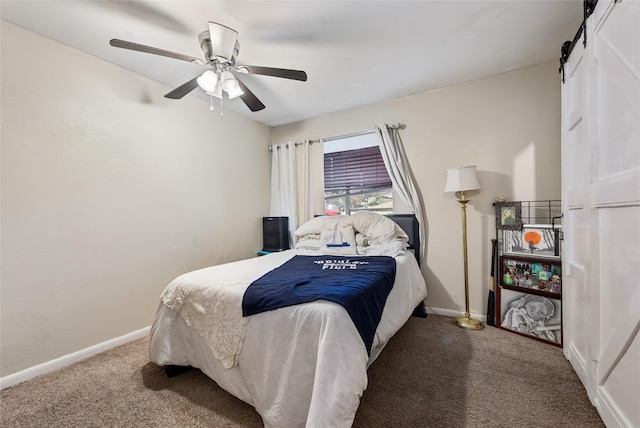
[270,140,324,246]
[375,124,426,261]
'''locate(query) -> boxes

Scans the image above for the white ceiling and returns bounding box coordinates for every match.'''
[1,1,582,127]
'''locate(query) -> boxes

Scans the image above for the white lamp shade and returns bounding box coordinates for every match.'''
[226,85,244,99]
[197,70,218,93]
[220,70,239,92]
[444,165,481,193]
[206,83,223,99]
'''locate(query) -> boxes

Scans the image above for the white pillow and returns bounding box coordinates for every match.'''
[350,211,409,244]
[355,233,370,247]
[359,241,408,257]
[294,215,349,237]
[294,234,322,250]
[319,225,357,255]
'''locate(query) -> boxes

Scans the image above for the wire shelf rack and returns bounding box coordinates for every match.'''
[519,200,562,226]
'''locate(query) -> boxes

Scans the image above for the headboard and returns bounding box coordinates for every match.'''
[386,214,421,266]
[386,213,426,318]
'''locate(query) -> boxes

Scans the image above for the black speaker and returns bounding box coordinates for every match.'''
[262,217,290,252]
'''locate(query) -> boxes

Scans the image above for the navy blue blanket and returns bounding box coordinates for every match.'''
[242,255,396,354]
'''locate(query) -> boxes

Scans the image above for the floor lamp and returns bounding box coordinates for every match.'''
[445,165,484,330]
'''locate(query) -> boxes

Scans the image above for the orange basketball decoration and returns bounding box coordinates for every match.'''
[524,231,541,245]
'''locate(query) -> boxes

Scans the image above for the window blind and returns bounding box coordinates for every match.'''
[324,146,392,190]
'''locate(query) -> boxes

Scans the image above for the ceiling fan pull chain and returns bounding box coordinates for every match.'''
[220,95,224,117]
[209,95,214,111]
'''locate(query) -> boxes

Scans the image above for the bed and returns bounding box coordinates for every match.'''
[149,212,427,427]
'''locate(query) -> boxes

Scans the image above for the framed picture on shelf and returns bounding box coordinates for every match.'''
[497,286,562,346]
[500,255,562,294]
[494,201,522,230]
[504,224,562,258]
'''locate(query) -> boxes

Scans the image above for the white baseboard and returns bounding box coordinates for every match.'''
[596,384,633,428]
[0,326,150,390]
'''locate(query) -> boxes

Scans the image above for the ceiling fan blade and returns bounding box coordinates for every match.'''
[164,76,200,99]
[236,65,307,81]
[236,79,265,112]
[109,39,203,64]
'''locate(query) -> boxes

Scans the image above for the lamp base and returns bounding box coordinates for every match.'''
[454,315,484,330]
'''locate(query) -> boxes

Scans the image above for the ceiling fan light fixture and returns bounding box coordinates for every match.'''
[220,70,239,93]
[197,70,218,93]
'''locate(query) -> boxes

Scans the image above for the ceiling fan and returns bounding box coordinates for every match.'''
[109,22,307,112]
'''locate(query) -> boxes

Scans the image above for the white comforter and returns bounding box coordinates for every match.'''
[149,249,426,428]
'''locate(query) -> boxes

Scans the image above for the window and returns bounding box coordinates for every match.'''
[323,133,393,216]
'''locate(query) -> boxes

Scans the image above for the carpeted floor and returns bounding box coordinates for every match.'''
[1,315,605,427]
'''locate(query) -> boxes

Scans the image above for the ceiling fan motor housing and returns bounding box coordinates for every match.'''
[199,22,240,65]
[198,31,214,62]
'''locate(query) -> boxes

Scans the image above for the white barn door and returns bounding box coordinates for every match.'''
[561,33,593,395]
[562,1,640,427]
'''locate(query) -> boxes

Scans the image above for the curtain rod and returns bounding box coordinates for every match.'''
[269,123,405,150]
[311,123,405,144]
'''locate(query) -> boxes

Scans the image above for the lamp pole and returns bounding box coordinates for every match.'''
[454,190,484,330]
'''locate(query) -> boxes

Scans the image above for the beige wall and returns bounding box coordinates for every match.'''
[272,61,561,317]
[0,21,271,377]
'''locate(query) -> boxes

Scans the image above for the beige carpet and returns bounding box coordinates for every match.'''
[1,315,604,427]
